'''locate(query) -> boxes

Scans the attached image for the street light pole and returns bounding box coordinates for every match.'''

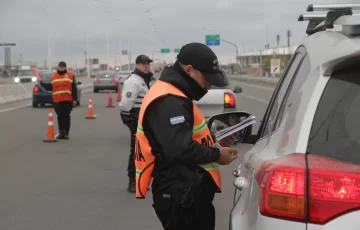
[221,39,239,66]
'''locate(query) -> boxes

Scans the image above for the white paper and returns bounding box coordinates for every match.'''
[214,115,256,141]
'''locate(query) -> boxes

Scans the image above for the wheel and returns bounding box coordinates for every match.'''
[93,88,99,93]
[32,102,38,108]
[40,103,45,107]
[77,97,80,106]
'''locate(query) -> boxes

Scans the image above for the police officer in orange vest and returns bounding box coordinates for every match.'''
[40,61,78,139]
[134,43,239,230]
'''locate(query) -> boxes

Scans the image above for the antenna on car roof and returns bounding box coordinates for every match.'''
[298,4,360,35]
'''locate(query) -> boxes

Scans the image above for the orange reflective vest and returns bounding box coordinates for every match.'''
[50,72,74,103]
[135,80,222,199]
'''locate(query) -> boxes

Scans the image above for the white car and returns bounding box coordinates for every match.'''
[195,84,242,118]
[117,71,131,85]
[207,4,360,230]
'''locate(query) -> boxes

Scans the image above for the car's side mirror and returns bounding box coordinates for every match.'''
[207,111,257,145]
[233,86,242,94]
[77,81,82,85]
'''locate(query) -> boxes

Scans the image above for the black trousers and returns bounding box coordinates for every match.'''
[152,184,216,230]
[127,131,136,183]
[53,101,73,134]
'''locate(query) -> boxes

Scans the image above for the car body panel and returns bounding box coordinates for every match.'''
[229,31,360,229]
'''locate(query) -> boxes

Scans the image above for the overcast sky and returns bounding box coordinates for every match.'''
[0,0,355,67]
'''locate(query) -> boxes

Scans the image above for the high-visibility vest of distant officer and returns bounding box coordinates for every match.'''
[135,80,222,198]
[50,70,74,102]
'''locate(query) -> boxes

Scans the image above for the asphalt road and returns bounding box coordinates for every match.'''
[0,79,275,230]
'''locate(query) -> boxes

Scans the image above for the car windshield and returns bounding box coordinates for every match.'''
[97,72,116,78]
[39,73,53,82]
[17,70,35,76]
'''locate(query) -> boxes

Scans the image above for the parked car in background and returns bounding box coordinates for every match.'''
[194,82,242,118]
[117,71,131,86]
[32,72,82,108]
[93,71,119,93]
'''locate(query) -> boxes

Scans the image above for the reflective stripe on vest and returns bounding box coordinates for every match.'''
[135,80,222,199]
[50,72,74,103]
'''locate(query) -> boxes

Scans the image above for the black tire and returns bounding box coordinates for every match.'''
[32,102,38,108]
[93,88,99,93]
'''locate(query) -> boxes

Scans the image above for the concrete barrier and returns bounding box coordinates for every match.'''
[0,75,93,104]
[229,75,279,87]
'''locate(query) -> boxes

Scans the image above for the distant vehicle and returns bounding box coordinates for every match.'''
[93,71,119,93]
[32,72,82,108]
[14,67,39,83]
[194,80,242,118]
[117,71,131,86]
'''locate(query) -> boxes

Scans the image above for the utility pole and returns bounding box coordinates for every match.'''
[221,39,239,66]
[287,30,291,47]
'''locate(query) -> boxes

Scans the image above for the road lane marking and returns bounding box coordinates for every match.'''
[0,103,31,113]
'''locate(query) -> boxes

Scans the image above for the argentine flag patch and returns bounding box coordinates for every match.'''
[170,116,185,125]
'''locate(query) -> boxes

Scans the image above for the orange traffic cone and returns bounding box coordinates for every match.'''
[86,96,96,119]
[116,85,121,102]
[106,91,115,108]
[43,108,58,143]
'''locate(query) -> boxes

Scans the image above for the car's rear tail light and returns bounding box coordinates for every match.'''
[257,153,307,222]
[94,78,100,82]
[224,93,235,108]
[33,86,39,92]
[257,153,360,225]
[308,154,360,224]
[112,77,117,82]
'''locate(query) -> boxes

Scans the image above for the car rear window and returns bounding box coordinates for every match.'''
[39,73,52,82]
[308,68,360,164]
[97,73,116,78]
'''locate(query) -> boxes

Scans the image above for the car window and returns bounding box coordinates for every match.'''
[17,70,34,76]
[97,72,116,78]
[308,68,360,164]
[261,53,303,137]
[274,54,311,130]
[39,73,53,82]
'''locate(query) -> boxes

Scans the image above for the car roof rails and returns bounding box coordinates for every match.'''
[298,4,360,36]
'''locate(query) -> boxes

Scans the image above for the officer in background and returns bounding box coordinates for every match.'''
[134,43,239,229]
[119,54,153,193]
[40,61,78,139]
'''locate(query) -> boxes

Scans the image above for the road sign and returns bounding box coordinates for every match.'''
[270,59,281,75]
[161,48,170,53]
[174,48,181,53]
[121,50,128,55]
[0,43,16,47]
[206,35,220,46]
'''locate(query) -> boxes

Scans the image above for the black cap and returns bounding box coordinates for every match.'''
[177,42,228,87]
[136,55,153,64]
[58,61,66,67]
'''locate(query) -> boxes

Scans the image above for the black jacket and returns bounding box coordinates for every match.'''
[142,65,221,195]
[40,72,78,102]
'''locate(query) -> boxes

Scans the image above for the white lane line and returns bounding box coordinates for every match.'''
[0,103,31,113]
[239,94,269,104]
[0,87,94,114]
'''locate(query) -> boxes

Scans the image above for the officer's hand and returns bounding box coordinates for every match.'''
[216,147,239,165]
[73,101,77,106]
[217,134,237,147]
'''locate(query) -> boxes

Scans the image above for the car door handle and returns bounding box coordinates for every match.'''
[234,176,249,190]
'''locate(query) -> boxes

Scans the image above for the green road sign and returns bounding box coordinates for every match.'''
[161,48,170,53]
[205,34,220,46]
[174,48,181,53]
